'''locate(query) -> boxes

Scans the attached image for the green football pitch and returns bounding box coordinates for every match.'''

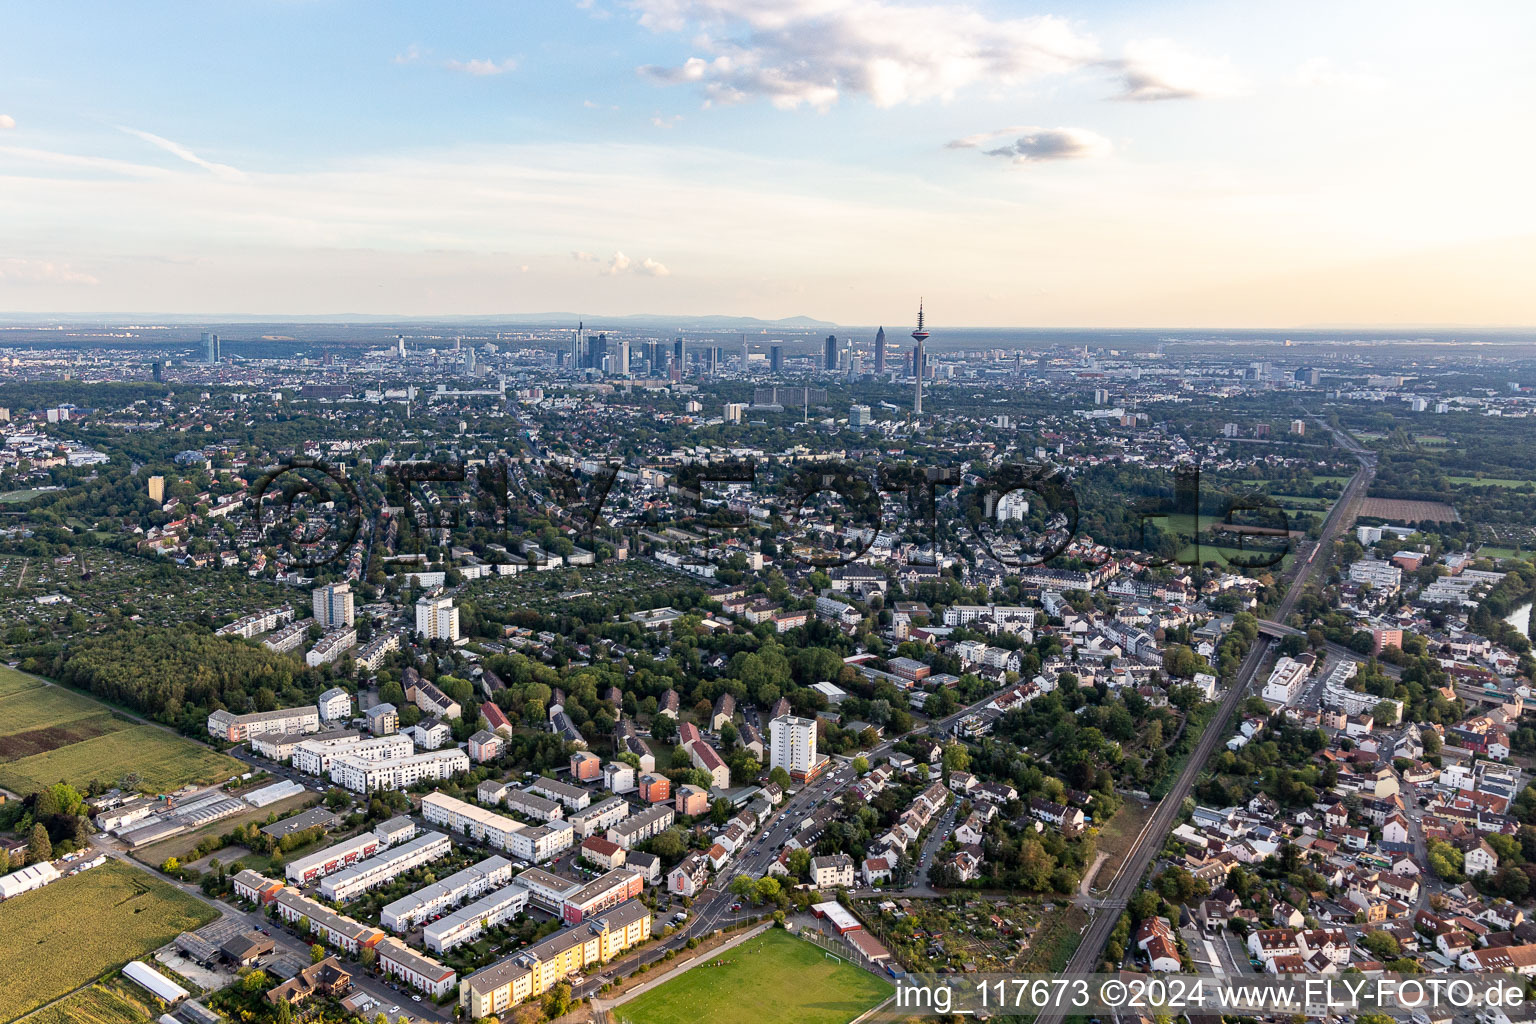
[614,928,893,1024]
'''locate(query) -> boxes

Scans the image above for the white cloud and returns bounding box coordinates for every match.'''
[394,45,424,65]
[573,249,670,276]
[632,0,1098,110]
[1293,57,1386,92]
[957,126,1110,164]
[117,126,244,179]
[0,257,98,286]
[0,115,15,130]
[1106,39,1246,101]
[445,57,517,76]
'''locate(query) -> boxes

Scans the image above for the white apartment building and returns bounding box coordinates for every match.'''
[770,714,818,777]
[416,593,460,642]
[569,796,629,838]
[329,748,469,793]
[1262,656,1312,705]
[313,582,355,628]
[424,883,530,953]
[319,832,452,901]
[606,805,675,849]
[1348,559,1403,593]
[380,856,512,931]
[317,687,352,724]
[421,792,572,862]
[293,733,412,777]
[306,627,357,667]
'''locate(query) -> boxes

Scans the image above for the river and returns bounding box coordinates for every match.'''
[1506,601,1532,638]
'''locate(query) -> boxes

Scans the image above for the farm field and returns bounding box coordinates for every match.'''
[18,980,160,1024]
[613,928,891,1024]
[0,666,241,796]
[1358,497,1459,523]
[0,860,216,1022]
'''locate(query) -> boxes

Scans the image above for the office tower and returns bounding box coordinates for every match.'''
[1094,388,1109,405]
[704,346,715,375]
[770,715,817,777]
[646,340,659,376]
[396,334,407,358]
[616,338,630,376]
[873,327,886,375]
[724,403,746,423]
[573,322,584,368]
[151,361,164,382]
[850,404,872,428]
[824,334,839,371]
[415,594,460,642]
[770,344,782,374]
[673,336,684,366]
[910,302,928,416]
[463,348,477,375]
[314,582,356,628]
[202,331,220,364]
[588,332,608,372]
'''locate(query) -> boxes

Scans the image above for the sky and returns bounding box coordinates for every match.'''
[2,0,1536,327]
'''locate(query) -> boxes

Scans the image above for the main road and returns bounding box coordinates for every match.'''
[1036,414,1374,1023]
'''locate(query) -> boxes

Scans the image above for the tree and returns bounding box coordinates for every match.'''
[941,742,970,774]
[769,766,792,790]
[852,756,870,775]
[787,847,812,880]
[28,823,52,864]
[310,943,326,963]
[1360,930,1399,959]
[543,980,572,1018]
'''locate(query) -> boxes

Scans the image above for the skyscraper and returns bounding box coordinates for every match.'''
[415,593,459,642]
[572,322,584,368]
[616,338,631,376]
[824,334,839,371]
[673,335,684,367]
[202,331,220,364]
[770,714,820,781]
[910,302,928,416]
[770,344,782,374]
[873,326,886,375]
[313,581,355,628]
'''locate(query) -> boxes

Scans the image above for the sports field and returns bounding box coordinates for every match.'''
[614,929,892,1024]
[0,860,216,1022]
[0,666,241,796]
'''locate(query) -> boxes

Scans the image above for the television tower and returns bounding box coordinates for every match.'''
[910,301,928,416]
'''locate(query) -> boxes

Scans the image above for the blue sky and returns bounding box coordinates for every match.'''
[2,0,1535,326]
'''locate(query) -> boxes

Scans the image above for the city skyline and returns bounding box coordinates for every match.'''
[2,1,1536,326]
